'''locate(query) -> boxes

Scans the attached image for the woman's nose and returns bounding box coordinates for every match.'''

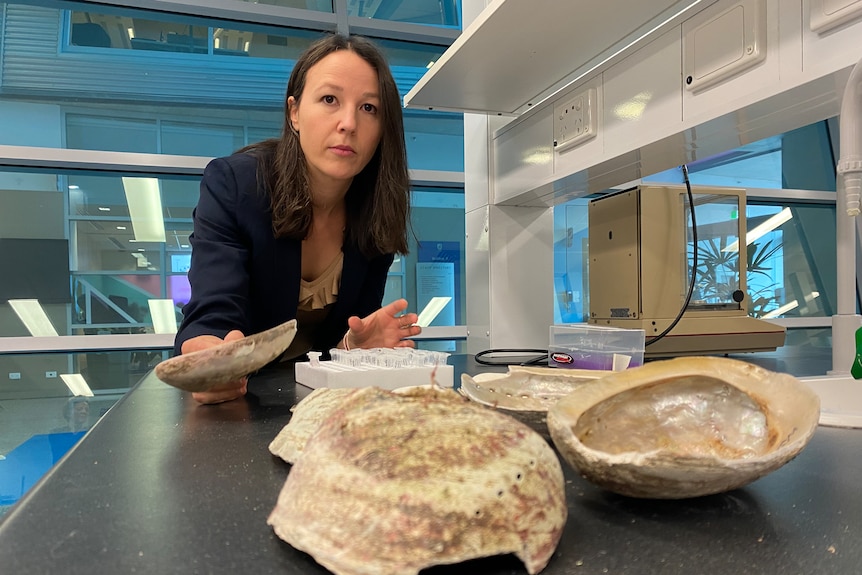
[338,109,357,133]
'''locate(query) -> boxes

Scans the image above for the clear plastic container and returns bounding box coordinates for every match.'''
[549,324,645,371]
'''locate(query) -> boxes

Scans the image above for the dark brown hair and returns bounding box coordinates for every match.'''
[241,34,410,257]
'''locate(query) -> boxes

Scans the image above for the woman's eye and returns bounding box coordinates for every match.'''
[362,103,378,114]
[323,95,336,104]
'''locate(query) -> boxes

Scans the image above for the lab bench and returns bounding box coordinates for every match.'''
[0,357,858,574]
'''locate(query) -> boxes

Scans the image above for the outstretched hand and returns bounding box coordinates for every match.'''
[181,330,248,404]
[345,298,422,349]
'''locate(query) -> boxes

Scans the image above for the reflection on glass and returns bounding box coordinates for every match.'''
[3,168,466,338]
[346,0,460,27]
[8,300,59,336]
[70,10,327,58]
[686,194,742,311]
[369,37,447,68]
[751,203,834,318]
[213,0,333,12]
[554,195,836,326]
[4,5,462,169]
[0,349,162,516]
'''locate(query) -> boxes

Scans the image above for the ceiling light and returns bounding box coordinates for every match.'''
[68,185,80,190]
[122,177,166,243]
[762,291,820,319]
[98,206,110,211]
[8,299,58,336]
[416,296,452,328]
[723,208,792,253]
[148,299,178,334]
[60,373,94,397]
[116,226,126,230]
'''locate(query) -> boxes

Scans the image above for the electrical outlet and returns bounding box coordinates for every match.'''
[9,372,21,380]
[46,371,58,379]
[553,87,597,152]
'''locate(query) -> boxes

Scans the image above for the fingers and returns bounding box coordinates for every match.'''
[181,331,246,355]
[382,298,408,316]
[396,313,418,328]
[180,331,249,404]
[181,334,227,355]
[224,330,245,342]
[192,377,248,405]
[348,300,422,349]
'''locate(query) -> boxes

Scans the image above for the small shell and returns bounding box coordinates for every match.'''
[460,366,611,411]
[547,356,820,499]
[268,387,567,575]
[155,319,297,392]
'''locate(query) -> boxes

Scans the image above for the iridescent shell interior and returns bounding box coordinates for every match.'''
[460,366,612,412]
[547,356,820,498]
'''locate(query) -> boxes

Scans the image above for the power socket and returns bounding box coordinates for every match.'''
[553,87,597,152]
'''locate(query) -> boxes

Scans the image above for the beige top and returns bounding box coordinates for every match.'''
[281,252,343,361]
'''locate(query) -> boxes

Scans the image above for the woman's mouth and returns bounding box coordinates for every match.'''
[330,145,355,156]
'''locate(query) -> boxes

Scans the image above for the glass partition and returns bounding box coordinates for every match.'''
[0,350,157,516]
[0,2,463,172]
[1,167,465,339]
[554,120,841,334]
[347,0,460,27]
[687,193,743,312]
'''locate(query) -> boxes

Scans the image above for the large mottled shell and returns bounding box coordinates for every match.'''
[155,319,297,392]
[268,387,567,575]
[547,356,820,499]
[269,387,356,464]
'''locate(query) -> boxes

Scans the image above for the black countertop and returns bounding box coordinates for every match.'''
[0,357,859,574]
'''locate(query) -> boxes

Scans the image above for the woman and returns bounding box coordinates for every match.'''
[175,34,421,404]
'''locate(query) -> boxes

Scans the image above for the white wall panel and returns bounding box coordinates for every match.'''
[464,205,490,353]
[602,29,682,162]
[682,0,780,124]
[492,105,553,203]
[803,0,862,75]
[487,205,554,349]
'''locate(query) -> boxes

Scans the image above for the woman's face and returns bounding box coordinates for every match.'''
[72,401,89,426]
[288,50,383,192]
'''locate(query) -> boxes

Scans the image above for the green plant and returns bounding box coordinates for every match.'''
[690,238,781,317]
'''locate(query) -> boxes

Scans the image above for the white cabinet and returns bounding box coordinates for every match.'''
[410,0,862,205]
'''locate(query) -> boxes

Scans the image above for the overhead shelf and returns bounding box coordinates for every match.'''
[404,0,715,116]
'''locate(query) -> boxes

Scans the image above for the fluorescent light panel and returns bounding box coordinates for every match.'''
[8,299,58,336]
[724,208,792,253]
[762,291,820,319]
[148,299,178,334]
[416,296,452,328]
[122,177,166,242]
[60,373,94,397]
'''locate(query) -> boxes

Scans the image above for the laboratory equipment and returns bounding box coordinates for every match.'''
[588,185,785,356]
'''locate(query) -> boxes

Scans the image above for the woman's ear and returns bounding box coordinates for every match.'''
[287,96,299,132]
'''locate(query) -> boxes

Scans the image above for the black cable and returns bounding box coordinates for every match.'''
[645,163,698,347]
[474,348,549,366]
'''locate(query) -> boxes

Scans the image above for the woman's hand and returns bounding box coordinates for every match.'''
[181,330,248,404]
[345,298,422,349]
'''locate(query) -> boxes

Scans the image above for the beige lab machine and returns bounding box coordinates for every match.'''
[588,185,785,357]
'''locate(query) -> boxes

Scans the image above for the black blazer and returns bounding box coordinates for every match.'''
[174,153,394,355]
